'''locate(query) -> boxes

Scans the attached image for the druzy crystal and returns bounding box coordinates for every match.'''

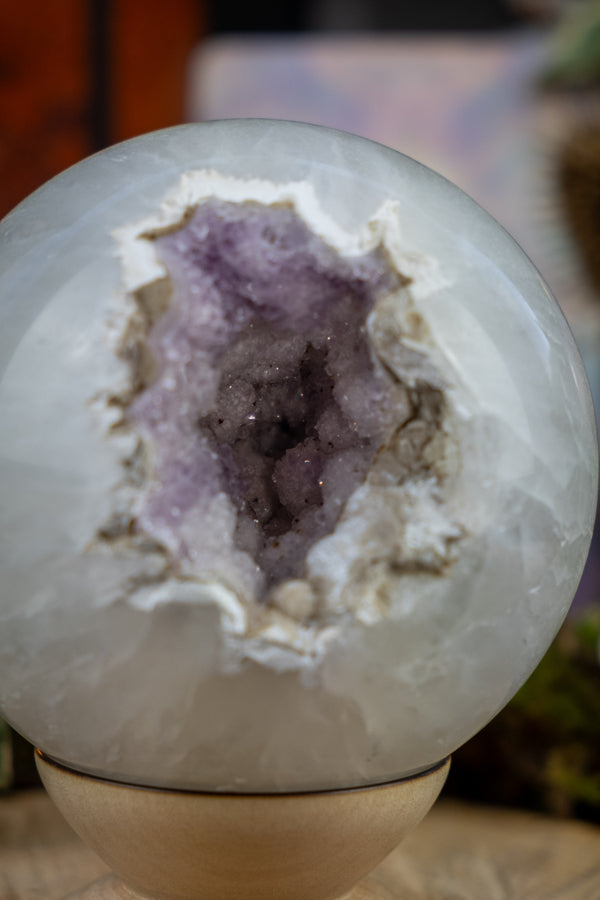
[127,200,402,588]
[105,183,459,626]
[0,122,596,792]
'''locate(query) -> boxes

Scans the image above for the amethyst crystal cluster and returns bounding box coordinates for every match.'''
[109,190,450,617]
[128,201,401,592]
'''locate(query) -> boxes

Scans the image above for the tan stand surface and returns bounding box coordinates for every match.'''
[1,784,600,899]
[34,755,449,900]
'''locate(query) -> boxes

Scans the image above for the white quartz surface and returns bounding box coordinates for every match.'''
[0,122,596,791]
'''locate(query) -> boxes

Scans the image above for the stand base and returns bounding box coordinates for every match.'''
[36,751,449,900]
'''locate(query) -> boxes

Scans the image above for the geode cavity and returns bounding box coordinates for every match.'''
[123,199,407,591]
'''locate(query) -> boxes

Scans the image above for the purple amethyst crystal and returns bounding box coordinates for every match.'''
[129,200,401,589]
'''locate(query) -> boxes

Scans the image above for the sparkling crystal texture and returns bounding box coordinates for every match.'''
[0,121,596,791]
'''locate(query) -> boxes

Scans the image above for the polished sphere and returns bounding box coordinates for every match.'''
[0,121,596,791]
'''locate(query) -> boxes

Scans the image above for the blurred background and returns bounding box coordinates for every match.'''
[1,0,599,824]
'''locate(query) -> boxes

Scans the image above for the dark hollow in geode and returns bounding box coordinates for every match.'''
[129,200,403,587]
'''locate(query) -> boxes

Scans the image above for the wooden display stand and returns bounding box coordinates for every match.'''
[36,752,449,900]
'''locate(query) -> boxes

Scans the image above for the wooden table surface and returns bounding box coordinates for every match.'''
[1,789,600,899]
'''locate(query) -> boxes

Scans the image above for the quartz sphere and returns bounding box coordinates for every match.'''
[0,121,596,792]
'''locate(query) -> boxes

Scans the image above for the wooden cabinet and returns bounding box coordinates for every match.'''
[0,1,203,218]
